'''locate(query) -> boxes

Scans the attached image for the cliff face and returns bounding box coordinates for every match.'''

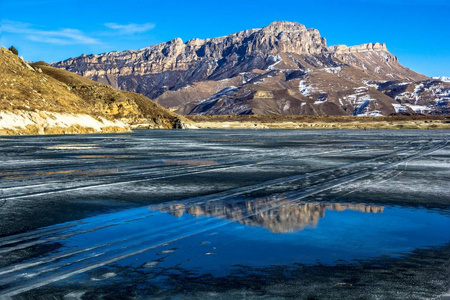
[53,22,327,98]
[0,47,193,135]
[53,21,448,116]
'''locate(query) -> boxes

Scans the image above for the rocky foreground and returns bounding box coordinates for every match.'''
[0,47,194,135]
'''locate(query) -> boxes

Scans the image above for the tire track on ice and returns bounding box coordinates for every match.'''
[0,140,442,253]
[0,139,446,297]
[0,146,373,200]
[0,145,416,250]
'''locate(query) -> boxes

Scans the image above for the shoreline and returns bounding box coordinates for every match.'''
[189,115,450,130]
[1,115,449,135]
[191,121,450,130]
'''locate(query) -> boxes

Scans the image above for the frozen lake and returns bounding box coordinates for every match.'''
[0,129,449,299]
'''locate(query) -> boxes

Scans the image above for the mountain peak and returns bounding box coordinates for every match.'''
[168,37,184,44]
[262,21,307,33]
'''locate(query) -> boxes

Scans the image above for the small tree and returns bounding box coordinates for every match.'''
[8,46,18,56]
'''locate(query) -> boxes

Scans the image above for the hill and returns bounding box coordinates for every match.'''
[0,47,193,135]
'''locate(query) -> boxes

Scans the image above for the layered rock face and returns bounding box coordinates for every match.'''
[53,21,448,116]
[55,22,327,98]
[329,42,388,54]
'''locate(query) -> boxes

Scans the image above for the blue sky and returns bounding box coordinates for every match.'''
[1,0,449,76]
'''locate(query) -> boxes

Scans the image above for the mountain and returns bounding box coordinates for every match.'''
[52,21,450,116]
[157,197,384,234]
[0,47,193,135]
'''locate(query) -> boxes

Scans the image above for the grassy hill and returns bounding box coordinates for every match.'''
[0,47,193,135]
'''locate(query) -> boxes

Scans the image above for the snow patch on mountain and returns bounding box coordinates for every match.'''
[321,66,342,74]
[299,80,315,96]
[432,76,450,83]
[267,55,282,70]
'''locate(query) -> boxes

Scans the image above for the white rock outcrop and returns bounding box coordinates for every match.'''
[0,110,130,135]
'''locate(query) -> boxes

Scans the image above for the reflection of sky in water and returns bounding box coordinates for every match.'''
[203,207,450,265]
[152,207,449,273]
[57,200,450,279]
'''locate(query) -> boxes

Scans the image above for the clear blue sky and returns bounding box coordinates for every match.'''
[1,0,449,77]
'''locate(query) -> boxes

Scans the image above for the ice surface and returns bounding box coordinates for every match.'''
[0,129,449,299]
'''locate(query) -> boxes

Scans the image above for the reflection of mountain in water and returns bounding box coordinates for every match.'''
[160,197,384,233]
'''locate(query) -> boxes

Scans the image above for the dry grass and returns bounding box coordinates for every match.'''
[188,115,450,130]
[0,48,89,114]
[0,47,191,133]
[188,114,449,122]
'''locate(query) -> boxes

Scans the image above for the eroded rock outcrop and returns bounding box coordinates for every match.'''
[328,42,388,54]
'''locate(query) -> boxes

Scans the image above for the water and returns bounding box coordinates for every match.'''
[0,129,449,299]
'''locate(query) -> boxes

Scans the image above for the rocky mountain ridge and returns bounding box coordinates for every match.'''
[53,21,449,116]
[158,197,384,234]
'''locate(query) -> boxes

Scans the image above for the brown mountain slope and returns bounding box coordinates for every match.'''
[52,21,449,116]
[0,47,193,135]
